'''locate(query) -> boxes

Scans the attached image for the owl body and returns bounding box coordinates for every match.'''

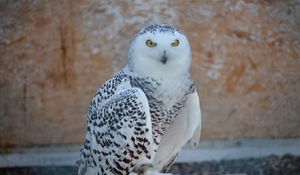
[78,24,201,175]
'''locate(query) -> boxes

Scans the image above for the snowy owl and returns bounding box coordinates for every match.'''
[77,24,201,175]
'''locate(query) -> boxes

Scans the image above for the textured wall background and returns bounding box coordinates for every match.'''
[0,0,299,147]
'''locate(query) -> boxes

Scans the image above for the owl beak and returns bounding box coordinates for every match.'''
[160,50,168,64]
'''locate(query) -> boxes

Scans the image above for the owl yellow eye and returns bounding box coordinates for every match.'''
[171,39,179,47]
[146,39,157,47]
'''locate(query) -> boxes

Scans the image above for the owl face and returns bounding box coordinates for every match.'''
[128,24,192,79]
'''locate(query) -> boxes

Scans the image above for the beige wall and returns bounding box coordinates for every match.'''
[0,0,299,147]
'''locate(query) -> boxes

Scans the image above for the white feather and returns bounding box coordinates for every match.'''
[189,92,202,148]
[152,92,201,171]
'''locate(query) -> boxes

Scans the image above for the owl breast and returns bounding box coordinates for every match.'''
[129,75,192,146]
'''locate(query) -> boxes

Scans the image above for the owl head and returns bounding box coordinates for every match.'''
[128,24,192,79]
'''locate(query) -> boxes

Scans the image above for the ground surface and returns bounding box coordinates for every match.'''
[0,154,299,175]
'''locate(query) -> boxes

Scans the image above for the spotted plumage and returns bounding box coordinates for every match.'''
[78,24,201,175]
[138,24,181,35]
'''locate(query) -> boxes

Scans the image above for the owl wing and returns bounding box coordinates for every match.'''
[152,91,201,172]
[78,87,154,175]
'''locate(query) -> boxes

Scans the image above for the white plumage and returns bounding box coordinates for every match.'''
[78,24,201,175]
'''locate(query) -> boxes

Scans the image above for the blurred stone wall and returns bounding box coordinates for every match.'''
[0,0,299,147]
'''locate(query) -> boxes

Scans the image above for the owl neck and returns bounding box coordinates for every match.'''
[126,61,189,81]
[127,54,191,80]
